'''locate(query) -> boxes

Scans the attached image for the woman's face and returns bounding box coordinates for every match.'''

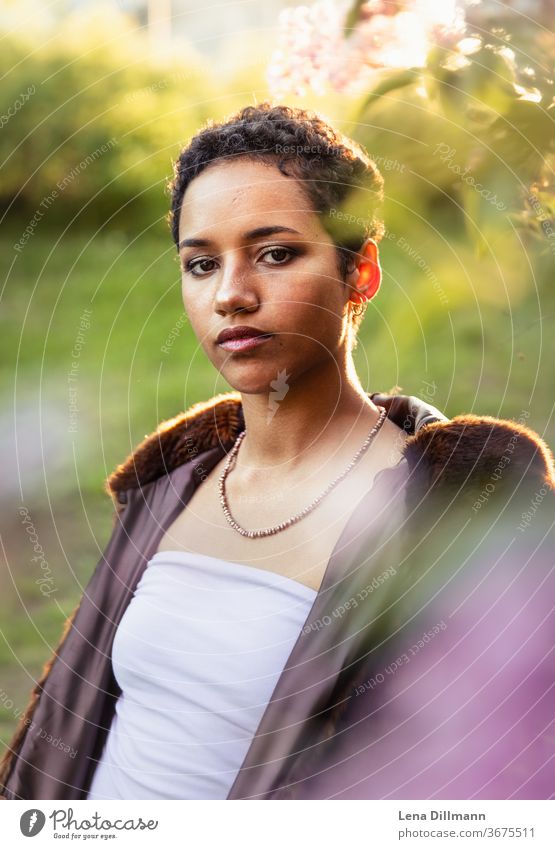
[178,158,356,395]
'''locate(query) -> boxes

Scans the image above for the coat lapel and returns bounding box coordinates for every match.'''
[1,445,227,799]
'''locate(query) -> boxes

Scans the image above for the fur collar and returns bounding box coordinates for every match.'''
[105,391,554,504]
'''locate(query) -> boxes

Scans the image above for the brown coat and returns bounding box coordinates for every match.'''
[1,391,553,799]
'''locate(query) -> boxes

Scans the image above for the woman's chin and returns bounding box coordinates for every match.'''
[218,364,291,398]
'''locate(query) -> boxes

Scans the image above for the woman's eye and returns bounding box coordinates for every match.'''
[185,257,218,277]
[260,246,295,265]
[183,247,295,276]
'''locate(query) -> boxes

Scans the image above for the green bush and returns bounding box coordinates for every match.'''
[0,12,229,232]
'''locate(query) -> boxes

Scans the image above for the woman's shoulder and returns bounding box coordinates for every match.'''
[400,409,554,522]
[103,392,244,509]
[370,392,553,497]
[405,409,553,484]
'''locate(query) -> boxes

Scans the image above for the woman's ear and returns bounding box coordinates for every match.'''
[345,239,382,303]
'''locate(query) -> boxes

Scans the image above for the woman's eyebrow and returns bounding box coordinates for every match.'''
[243,226,302,240]
[178,225,302,250]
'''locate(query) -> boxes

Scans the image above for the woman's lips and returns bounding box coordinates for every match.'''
[218,334,273,353]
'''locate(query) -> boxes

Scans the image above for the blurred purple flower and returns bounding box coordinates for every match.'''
[299,527,555,799]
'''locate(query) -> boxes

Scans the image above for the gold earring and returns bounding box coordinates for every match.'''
[351,301,365,317]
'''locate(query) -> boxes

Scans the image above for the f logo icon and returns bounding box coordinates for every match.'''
[20,809,46,836]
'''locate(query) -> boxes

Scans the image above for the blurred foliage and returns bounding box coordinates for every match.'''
[0,6,263,232]
[345,4,555,268]
[327,3,555,412]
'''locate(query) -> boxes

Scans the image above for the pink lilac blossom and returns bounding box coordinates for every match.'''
[267,0,468,97]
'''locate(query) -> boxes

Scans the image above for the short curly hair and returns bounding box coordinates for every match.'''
[168,103,384,337]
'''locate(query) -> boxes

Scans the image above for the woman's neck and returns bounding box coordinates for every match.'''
[237,359,380,471]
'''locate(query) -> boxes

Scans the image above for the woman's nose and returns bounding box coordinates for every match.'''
[214,257,260,316]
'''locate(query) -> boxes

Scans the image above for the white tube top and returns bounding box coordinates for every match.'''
[86,549,317,800]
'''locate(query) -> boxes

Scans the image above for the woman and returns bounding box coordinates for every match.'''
[1,103,553,800]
